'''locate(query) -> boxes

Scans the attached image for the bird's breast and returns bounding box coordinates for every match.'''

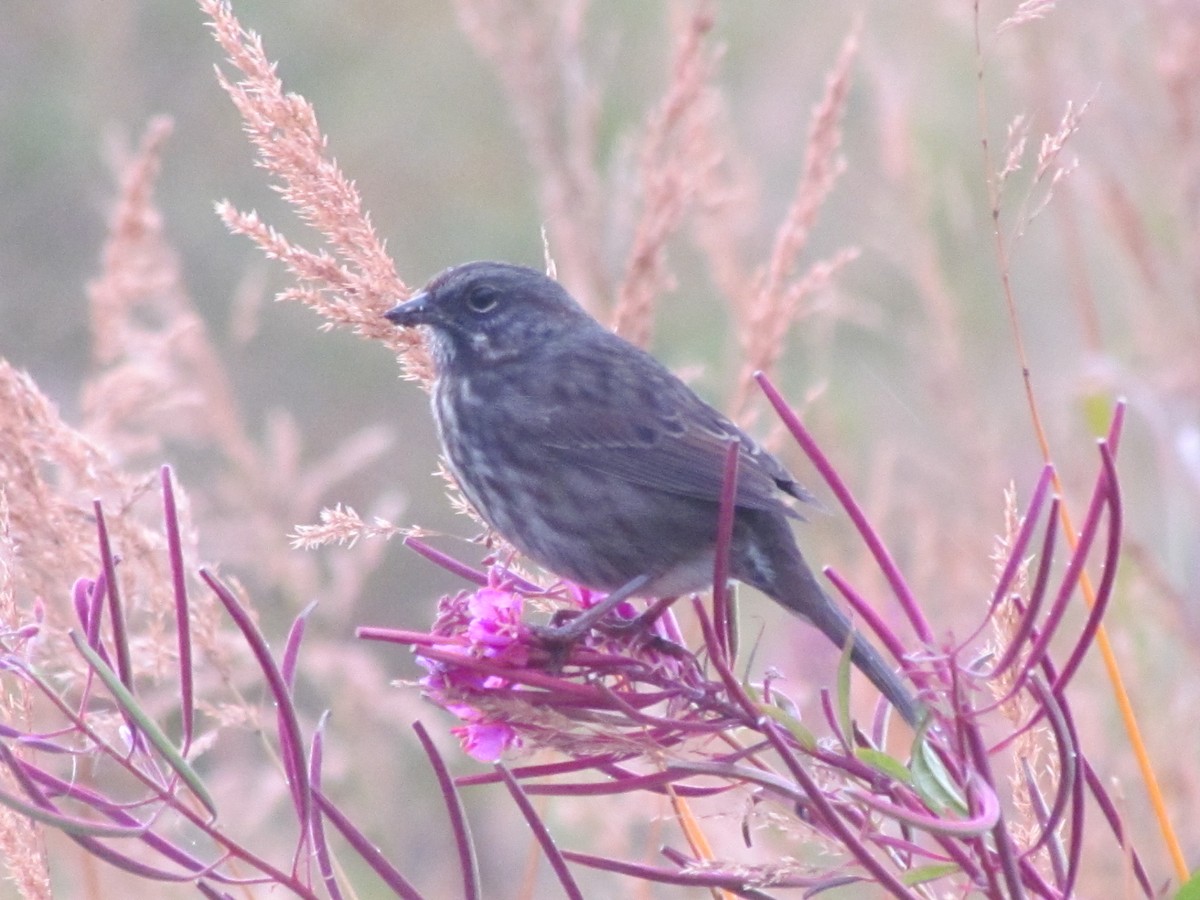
[429,372,730,596]
[431,374,534,536]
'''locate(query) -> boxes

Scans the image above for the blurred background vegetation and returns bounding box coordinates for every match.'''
[1,1,1197,895]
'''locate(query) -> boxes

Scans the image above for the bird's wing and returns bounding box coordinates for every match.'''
[527,336,814,516]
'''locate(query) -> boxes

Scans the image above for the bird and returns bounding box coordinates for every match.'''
[385,260,921,725]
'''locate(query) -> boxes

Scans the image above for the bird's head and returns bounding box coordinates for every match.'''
[385,261,595,370]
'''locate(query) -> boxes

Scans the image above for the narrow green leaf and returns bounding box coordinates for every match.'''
[836,631,854,739]
[748,684,816,750]
[910,735,967,815]
[854,747,912,784]
[901,863,961,886]
[70,631,217,817]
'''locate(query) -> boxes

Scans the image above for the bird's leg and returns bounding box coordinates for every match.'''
[601,594,678,634]
[594,594,693,659]
[531,574,651,645]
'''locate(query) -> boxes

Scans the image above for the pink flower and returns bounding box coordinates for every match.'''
[452,718,522,762]
[465,585,525,653]
[416,578,535,760]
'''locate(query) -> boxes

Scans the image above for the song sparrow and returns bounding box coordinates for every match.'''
[385,261,920,725]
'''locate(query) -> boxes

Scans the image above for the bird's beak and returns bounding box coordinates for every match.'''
[384,291,431,327]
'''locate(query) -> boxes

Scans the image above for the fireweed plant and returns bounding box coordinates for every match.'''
[0,1,1182,897]
[0,397,1151,897]
[362,385,1147,897]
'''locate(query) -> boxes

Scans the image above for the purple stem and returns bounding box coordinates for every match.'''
[989,498,1060,678]
[459,752,730,794]
[93,500,134,691]
[1019,460,1110,685]
[819,688,851,752]
[0,721,70,754]
[589,686,739,736]
[987,615,1067,757]
[1019,757,1066,887]
[281,603,313,691]
[1082,761,1154,897]
[312,790,424,899]
[65,576,105,719]
[824,568,910,669]
[0,744,231,886]
[597,763,729,801]
[307,717,343,900]
[1050,441,1120,698]
[85,572,106,651]
[755,372,932,643]
[516,761,799,803]
[199,568,311,849]
[71,577,94,636]
[0,743,143,838]
[356,626,468,647]
[279,606,314,861]
[402,536,488,586]
[955,468,1056,656]
[1018,676,1076,864]
[66,831,218,884]
[412,721,479,900]
[848,773,999,837]
[160,465,195,753]
[589,768,731,799]
[807,742,894,785]
[1060,691,1086,899]
[75,571,110,718]
[990,464,1055,611]
[690,598,767,730]
[760,719,918,898]
[960,709,1025,898]
[456,755,624,788]
[8,677,317,893]
[494,762,583,900]
[1106,400,1127,452]
[22,763,210,873]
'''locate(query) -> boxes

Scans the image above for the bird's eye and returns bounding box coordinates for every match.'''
[465,285,500,314]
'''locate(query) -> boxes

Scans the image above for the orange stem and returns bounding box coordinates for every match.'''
[973,1,1187,881]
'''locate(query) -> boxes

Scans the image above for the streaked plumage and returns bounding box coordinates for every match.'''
[386,261,919,724]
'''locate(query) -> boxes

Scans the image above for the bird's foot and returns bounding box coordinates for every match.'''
[531,574,652,646]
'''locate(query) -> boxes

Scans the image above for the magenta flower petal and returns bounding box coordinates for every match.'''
[453,720,521,762]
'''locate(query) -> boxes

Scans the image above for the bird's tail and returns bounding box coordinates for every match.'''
[839,610,923,727]
[775,554,923,726]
